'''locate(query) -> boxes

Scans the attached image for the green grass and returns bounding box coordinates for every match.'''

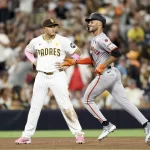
[0,129,145,138]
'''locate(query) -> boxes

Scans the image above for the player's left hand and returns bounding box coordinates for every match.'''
[55,62,69,70]
[95,64,106,74]
[62,58,76,67]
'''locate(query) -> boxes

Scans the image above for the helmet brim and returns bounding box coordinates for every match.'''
[47,23,59,27]
[85,18,93,22]
[43,23,59,28]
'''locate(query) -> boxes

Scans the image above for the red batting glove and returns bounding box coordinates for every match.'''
[95,64,106,74]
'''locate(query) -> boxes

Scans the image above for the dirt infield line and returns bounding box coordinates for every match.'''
[8,149,150,150]
[0,137,149,149]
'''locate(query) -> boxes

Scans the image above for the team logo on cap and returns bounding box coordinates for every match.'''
[50,19,54,23]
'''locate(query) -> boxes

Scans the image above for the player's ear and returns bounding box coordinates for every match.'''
[98,21,102,27]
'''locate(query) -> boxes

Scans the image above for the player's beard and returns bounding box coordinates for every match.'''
[89,26,98,33]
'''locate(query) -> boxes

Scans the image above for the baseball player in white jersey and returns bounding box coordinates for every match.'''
[15,19,85,144]
[61,12,150,144]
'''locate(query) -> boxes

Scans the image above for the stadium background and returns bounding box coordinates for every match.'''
[0,0,150,148]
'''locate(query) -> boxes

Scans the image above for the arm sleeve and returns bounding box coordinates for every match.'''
[62,37,79,55]
[25,49,36,63]
[25,39,36,53]
[111,48,121,58]
[77,57,93,64]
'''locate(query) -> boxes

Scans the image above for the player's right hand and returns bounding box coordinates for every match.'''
[32,61,37,71]
[33,60,37,66]
[95,64,106,74]
[55,62,69,70]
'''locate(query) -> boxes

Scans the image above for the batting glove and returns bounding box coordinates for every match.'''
[95,64,106,74]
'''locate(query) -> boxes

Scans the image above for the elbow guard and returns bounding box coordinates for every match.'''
[111,48,121,58]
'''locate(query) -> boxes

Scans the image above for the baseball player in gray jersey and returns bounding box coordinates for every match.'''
[61,12,150,144]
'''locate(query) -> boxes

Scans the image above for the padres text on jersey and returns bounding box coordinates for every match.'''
[37,48,60,56]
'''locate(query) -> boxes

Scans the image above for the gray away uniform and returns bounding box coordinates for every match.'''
[83,32,148,125]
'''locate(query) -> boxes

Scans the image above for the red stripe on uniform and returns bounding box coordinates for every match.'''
[86,75,103,122]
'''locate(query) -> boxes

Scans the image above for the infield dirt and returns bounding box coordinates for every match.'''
[0,137,149,150]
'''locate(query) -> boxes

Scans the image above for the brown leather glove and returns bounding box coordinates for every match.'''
[62,58,76,66]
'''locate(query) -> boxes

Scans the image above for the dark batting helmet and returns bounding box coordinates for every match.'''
[85,12,106,28]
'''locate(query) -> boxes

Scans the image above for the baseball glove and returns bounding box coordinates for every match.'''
[62,58,76,66]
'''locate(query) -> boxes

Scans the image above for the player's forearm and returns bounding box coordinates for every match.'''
[77,57,93,64]
[95,56,117,74]
[71,48,81,60]
[25,49,36,64]
[61,57,93,67]
[104,48,121,66]
[103,56,118,66]
[73,48,81,56]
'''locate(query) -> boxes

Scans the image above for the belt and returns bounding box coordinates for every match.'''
[103,66,111,72]
[39,70,63,75]
[107,66,111,69]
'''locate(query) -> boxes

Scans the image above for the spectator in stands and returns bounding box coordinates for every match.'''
[125,79,145,108]
[66,64,92,108]
[46,94,58,110]
[105,79,147,109]
[126,47,141,87]
[0,25,12,71]
[116,56,128,84]
[0,0,10,22]
[54,0,68,19]
[11,86,23,110]
[107,29,121,49]
[19,0,34,14]
[0,71,12,89]
[20,87,30,109]
[127,21,145,44]
[0,87,12,109]
[0,0,149,110]
[140,62,150,106]
[142,78,150,108]
[86,0,99,15]
[105,94,122,110]
[8,55,32,87]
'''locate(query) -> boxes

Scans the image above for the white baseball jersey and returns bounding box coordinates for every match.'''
[22,34,83,138]
[90,32,117,67]
[25,34,78,72]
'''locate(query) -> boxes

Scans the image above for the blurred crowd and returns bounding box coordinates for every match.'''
[0,0,150,110]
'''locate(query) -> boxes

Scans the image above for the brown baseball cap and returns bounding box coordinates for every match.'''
[43,19,59,27]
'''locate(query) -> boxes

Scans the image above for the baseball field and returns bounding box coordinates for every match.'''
[0,129,149,150]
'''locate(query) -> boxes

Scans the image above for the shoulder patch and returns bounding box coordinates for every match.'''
[70,43,76,48]
[105,39,108,42]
